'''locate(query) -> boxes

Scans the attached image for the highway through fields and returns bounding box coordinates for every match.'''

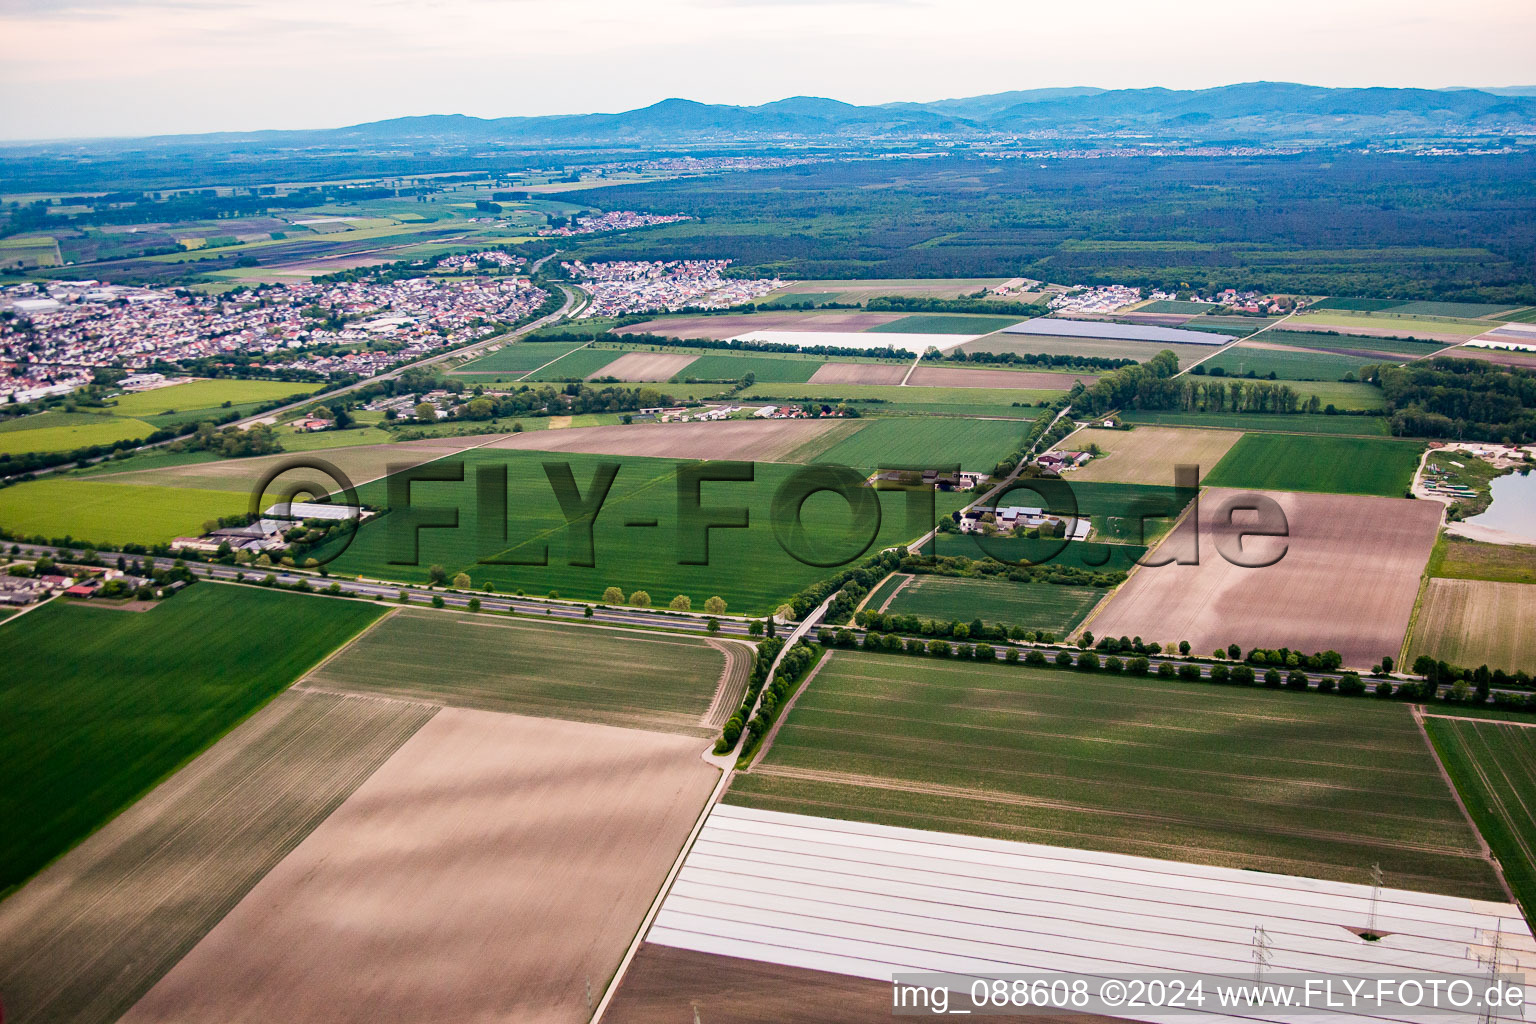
[5,541,1465,694]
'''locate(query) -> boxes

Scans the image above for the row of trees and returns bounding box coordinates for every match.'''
[865,295,1049,317]
[714,637,821,754]
[596,585,727,614]
[929,349,1136,372]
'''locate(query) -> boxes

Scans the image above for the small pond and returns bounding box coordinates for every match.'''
[1464,468,1536,543]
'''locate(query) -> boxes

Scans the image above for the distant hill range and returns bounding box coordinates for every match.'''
[21,82,1536,152]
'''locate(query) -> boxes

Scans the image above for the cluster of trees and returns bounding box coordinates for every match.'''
[1241,645,1345,672]
[168,421,282,457]
[451,383,677,420]
[930,349,1136,372]
[990,396,1075,480]
[1075,355,1326,417]
[1411,655,1535,700]
[783,547,906,618]
[1364,359,1536,443]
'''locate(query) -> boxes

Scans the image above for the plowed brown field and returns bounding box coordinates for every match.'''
[122,709,719,1024]
[1088,488,1440,667]
[588,351,699,381]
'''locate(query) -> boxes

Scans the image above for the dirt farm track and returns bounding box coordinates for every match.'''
[120,708,719,1024]
[1087,488,1441,668]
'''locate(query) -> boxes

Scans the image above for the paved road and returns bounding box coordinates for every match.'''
[7,540,761,639]
[9,540,1451,692]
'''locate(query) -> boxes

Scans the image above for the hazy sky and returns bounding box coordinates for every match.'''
[2,0,1533,141]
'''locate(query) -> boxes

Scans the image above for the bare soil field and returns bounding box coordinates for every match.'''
[906,365,1096,389]
[1440,346,1536,370]
[1283,318,1476,345]
[603,944,1130,1024]
[620,311,903,339]
[1068,426,1244,485]
[1087,488,1441,668]
[101,439,473,493]
[588,351,699,381]
[806,361,908,385]
[1409,578,1536,672]
[485,417,863,463]
[121,708,719,1024]
[0,690,434,1024]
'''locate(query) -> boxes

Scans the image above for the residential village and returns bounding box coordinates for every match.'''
[0,271,549,401]
[564,259,783,318]
[536,210,691,236]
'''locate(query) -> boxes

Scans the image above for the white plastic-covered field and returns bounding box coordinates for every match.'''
[648,805,1534,1024]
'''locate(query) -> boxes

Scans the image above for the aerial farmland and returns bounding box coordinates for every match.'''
[5,38,1536,1024]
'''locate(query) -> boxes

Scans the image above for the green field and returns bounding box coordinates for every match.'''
[859,572,908,612]
[1257,330,1449,358]
[302,607,736,735]
[743,383,1060,407]
[0,410,111,434]
[673,353,825,383]
[0,477,249,545]
[1204,433,1423,497]
[0,414,159,456]
[1428,534,1536,585]
[884,574,1103,634]
[812,416,1024,472]
[0,584,385,894]
[867,314,1024,335]
[1388,300,1520,319]
[1311,298,1401,312]
[1291,311,1489,337]
[1424,718,1536,917]
[1118,410,1392,435]
[727,651,1502,896]
[526,347,642,380]
[106,378,322,418]
[320,449,968,614]
[935,533,1149,570]
[1048,480,1198,543]
[450,340,589,376]
[1286,380,1387,411]
[1136,300,1217,314]
[1201,345,1384,382]
[961,333,1224,366]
